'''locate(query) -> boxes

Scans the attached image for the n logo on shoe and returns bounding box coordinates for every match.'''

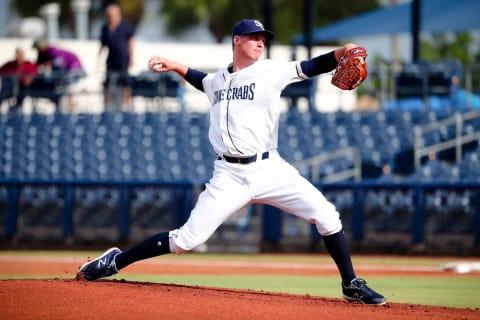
[98,258,108,267]
[354,293,363,301]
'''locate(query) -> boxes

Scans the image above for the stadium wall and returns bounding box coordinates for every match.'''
[1,181,479,255]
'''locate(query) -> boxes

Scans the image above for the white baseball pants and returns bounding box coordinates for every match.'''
[168,150,343,254]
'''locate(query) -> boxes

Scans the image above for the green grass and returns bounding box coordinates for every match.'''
[0,250,465,267]
[1,251,479,308]
[103,274,479,309]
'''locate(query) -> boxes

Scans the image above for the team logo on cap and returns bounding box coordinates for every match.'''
[254,20,264,29]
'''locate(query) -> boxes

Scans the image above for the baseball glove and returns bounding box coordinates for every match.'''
[331,47,368,90]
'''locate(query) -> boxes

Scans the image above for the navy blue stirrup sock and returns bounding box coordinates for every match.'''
[322,230,356,284]
[115,232,170,270]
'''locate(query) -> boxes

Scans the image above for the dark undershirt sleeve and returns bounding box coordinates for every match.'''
[299,51,338,78]
[184,68,208,92]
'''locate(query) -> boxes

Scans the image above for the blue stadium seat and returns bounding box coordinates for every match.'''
[364,189,412,232]
[425,188,474,234]
[129,74,160,98]
[0,109,475,184]
[281,78,317,110]
[457,150,480,182]
[406,159,454,182]
[73,188,118,229]
[18,186,63,227]
[28,75,63,111]
[130,187,175,230]
[0,186,7,228]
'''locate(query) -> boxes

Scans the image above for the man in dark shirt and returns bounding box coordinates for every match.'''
[99,3,135,110]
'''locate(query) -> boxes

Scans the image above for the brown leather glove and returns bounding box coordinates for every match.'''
[331,47,368,90]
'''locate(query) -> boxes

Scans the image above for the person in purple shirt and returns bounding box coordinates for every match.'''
[99,3,135,110]
[33,39,86,112]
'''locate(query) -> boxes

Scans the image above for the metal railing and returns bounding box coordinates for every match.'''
[2,180,479,250]
[294,146,361,183]
[414,109,480,168]
[0,71,184,114]
[463,64,480,109]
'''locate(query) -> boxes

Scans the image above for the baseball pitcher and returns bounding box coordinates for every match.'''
[78,19,384,305]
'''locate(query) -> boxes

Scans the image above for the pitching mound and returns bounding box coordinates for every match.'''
[1,278,479,320]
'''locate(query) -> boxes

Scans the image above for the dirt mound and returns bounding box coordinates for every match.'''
[1,279,478,320]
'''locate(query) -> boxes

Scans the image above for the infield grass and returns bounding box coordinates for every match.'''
[116,274,479,309]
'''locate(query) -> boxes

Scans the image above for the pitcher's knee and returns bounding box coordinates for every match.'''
[168,229,206,254]
[315,215,343,236]
[168,238,190,254]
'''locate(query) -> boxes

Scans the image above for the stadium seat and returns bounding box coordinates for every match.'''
[425,189,474,234]
[0,76,18,110]
[130,187,176,233]
[0,109,477,185]
[18,186,63,230]
[281,78,316,110]
[29,75,63,111]
[72,187,119,241]
[406,159,454,182]
[364,189,412,233]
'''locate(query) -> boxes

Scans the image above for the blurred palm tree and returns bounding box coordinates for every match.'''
[11,0,379,44]
[11,0,144,35]
[161,0,379,44]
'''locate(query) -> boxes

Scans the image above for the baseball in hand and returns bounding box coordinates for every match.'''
[148,60,163,71]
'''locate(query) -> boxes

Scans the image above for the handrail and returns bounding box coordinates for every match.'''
[414,109,480,168]
[294,146,361,183]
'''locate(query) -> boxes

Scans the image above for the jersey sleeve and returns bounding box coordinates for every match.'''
[299,51,337,77]
[263,60,305,90]
[185,68,207,91]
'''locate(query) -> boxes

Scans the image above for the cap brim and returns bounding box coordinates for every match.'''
[242,30,274,41]
[263,30,274,41]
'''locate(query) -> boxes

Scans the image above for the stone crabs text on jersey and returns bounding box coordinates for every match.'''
[212,83,256,105]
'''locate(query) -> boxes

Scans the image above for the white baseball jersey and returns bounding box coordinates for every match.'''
[168,59,342,254]
[203,59,303,156]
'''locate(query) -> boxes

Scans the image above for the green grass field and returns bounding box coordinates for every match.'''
[1,251,479,309]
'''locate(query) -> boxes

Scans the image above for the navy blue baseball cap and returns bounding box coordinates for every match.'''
[232,19,274,41]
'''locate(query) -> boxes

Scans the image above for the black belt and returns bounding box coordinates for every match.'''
[217,152,269,164]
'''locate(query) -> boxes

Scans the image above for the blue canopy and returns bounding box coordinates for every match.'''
[292,0,480,45]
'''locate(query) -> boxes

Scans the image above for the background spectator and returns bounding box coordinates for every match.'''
[33,39,86,112]
[0,47,38,111]
[99,3,135,111]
